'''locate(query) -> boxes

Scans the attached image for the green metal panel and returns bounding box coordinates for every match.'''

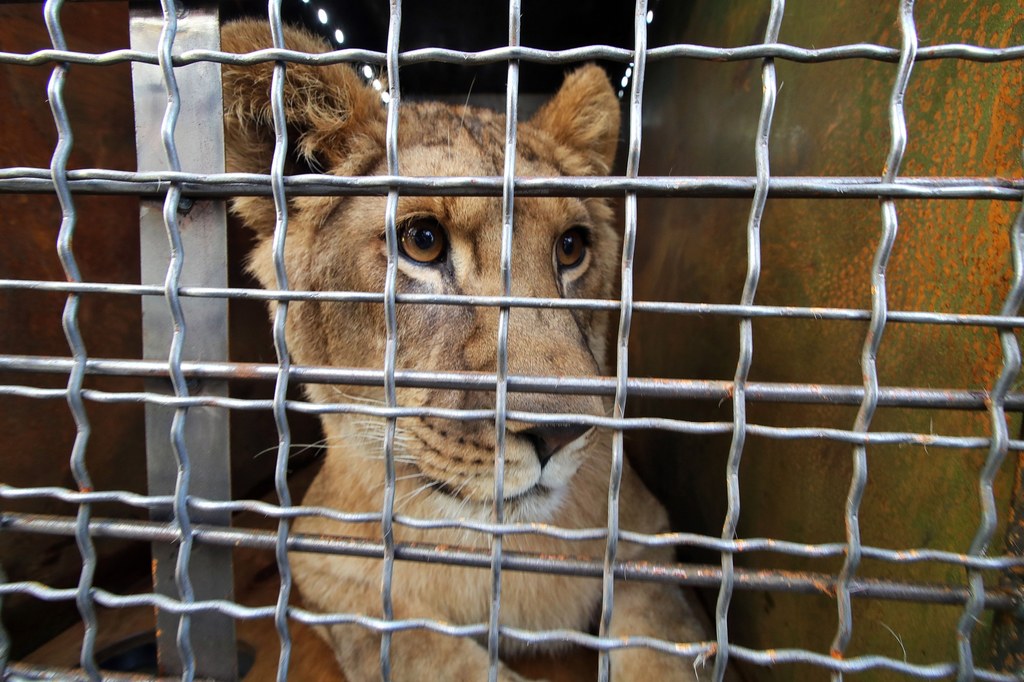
[629,2,1023,679]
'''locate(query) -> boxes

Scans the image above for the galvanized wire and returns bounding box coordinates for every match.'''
[2,510,1021,612]
[266,4,295,680]
[41,1,100,679]
[379,1,403,678]
[4,41,1024,70]
[150,2,200,678]
[9,279,1024,332]
[713,2,782,679]
[0,572,1018,680]
[597,3,647,680]
[5,383,1024,458]
[487,0,520,678]
[955,58,1024,682]
[3,486,1024,573]
[831,3,917,677]
[3,167,1022,200]
[8,352,1024,412]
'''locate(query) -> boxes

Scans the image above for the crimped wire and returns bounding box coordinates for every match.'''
[153,2,198,678]
[378,2,403,679]
[2,511,1021,617]
[597,2,647,680]
[0,576,1016,680]
[487,1,520,677]
[266,3,295,679]
[830,2,917,677]
[6,385,1024,457]
[3,41,1024,70]
[7,353,1024,412]
[955,61,1024,682]
[8,279,1024,332]
[42,1,99,679]
[2,484,1024,574]
[713,2,782,679]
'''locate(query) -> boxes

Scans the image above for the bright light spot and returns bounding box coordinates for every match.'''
[620,76,629,88]
[362,64,374,79]
[381,91,392,104]
[372,78,383,91]
[625,67,632,78]
[617,89,624,98]
[334,29,345,43]
[646,10,654,23]
[302,0,310,3]
[317,8,328,24]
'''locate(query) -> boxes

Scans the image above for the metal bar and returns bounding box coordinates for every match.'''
[598,2,646,680]
[832,3,917,678]
[6,353,1024,412]
[3,41,1024,68]
[378,0,403,678]
[41,1,100,679]
[2,170,1022,200]
[714,2,782,679]
[7,282,1024,332]
[3,662,217,682]
[4,487,1024,572]
[487,0,519,677]
[1,512,1021,613]
[129,5,235,680]
[264,4,295,681]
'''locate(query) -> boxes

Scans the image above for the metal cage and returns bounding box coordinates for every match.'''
[0,1,1022,681]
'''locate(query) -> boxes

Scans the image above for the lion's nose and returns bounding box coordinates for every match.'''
[520,424,591,467]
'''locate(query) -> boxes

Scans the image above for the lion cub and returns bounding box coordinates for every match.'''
[222,20,709,682]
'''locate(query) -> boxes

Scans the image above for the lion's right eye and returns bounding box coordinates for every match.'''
[398,218,448,264]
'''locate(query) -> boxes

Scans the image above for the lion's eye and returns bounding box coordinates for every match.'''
[555,226,588,269]
[398,218,447,264]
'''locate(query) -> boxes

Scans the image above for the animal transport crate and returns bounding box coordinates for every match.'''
[0,1,1022,681]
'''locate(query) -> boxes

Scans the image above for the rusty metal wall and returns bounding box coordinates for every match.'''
[630,1,1024,679]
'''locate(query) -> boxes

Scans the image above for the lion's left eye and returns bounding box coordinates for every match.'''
[555,226,588,269]
[398,217,448,264]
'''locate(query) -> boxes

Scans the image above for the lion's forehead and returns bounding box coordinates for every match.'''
[397,102,566,177]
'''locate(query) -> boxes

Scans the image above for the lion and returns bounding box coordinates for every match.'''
[222,19,711,682]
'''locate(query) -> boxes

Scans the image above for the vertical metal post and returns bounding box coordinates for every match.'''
[129,5,236,680]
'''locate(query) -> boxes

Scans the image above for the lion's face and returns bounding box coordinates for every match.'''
[223,21,621,516]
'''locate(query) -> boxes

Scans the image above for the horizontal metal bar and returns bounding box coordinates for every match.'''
[0,168,1021,200]
[1,511,1020,613]
[3,278,1024,330]
[3,662,209,682]
[1,42,1023,70]
[4,588,1015,682]
[3,384,1020,453]
[1,599,1016,682]
[2,353,1021,412]
[4,484,1022,572]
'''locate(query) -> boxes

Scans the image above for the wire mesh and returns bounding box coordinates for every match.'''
[0,1,1022,681]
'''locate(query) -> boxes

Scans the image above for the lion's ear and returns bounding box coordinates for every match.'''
[221,19,385,235]
[530,65,620,175]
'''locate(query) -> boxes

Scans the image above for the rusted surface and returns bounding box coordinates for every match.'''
[629,1,1024,680]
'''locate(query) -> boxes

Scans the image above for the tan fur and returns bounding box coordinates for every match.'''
[222,20,709,682]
